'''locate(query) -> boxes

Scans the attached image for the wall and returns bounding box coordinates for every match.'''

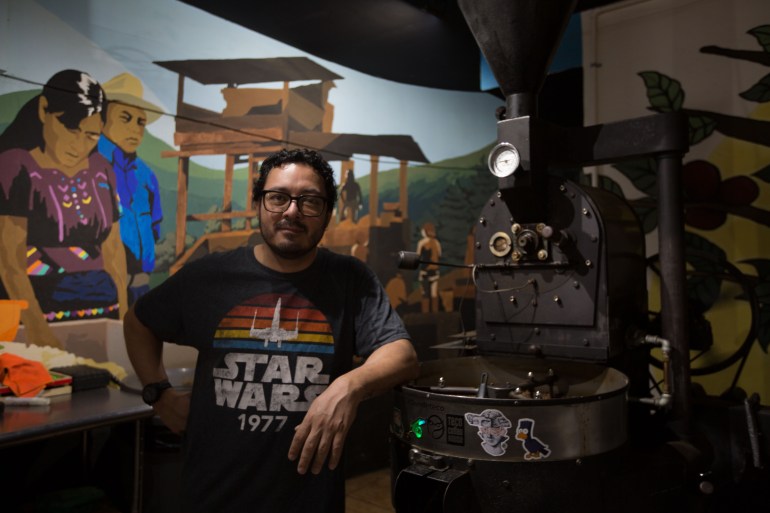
[583,0,770,398]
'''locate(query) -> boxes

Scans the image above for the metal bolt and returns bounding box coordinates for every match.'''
[509,296,517,304]
[534,327,540,335]
[585,259,593,267]
[475,241,481,249]
[490,199,495,206]
[573,281,580,289]
[479,217,486,225]
[582,208,589,216]
[511,223,521,234]
[559,184,567,192]
[497,191,502,198]
[537,249,548,260]
[536,223,545,233]
[553,295,561,304]
[583,338,590,346]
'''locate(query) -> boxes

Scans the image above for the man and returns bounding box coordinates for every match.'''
[99,72,163,305]
[124,148,419,513]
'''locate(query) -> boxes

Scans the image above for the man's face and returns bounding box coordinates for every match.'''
[258,162,330,261]
[103,103,147,153]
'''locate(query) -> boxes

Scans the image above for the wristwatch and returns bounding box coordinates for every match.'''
[142,380,172,405]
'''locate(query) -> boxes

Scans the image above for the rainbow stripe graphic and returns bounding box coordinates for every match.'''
[213,293,334,354]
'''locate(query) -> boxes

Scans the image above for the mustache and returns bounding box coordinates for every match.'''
[275,219,307,231]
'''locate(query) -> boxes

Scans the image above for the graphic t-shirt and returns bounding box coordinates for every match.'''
[134,247,410,513]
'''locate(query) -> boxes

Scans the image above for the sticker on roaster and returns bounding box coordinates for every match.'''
[464,409,512,456]
[515,417,551,460]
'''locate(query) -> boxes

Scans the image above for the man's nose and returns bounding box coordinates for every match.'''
[283,198,302,217]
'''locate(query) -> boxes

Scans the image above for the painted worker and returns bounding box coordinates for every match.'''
[416,221,442,313]
[98,72,163,305]
[123,148,419,513]
[0,69,127,348]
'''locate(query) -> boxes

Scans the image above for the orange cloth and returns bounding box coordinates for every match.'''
[0,353,53,397]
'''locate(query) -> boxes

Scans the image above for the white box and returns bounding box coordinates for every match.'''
[14,319,198,374]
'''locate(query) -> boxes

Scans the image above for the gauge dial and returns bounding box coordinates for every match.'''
[488,142,520,178]
[489,231,512,257]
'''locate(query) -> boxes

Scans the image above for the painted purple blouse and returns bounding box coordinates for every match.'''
[0,148,120,274]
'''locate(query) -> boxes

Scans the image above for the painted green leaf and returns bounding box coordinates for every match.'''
[613,158,658,196]
[683,232,727,308]
[740,72,770,103]
[748,25,770,53]
[635,205,658,234]
[598,175,625,198]
[685,231,727,267]
[639,71,684,112]
[688,114,717,145]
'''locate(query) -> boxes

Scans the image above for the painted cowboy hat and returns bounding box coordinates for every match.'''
[102,72,162,124]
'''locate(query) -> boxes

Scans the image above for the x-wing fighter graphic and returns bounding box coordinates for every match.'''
[249,298,299,348]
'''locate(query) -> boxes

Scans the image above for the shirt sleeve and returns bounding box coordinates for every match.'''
[133,264,190,344]
[351,261,412,357]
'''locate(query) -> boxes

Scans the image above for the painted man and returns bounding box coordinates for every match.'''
[98,73,163,305]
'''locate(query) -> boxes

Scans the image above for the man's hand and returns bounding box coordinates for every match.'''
[287,374,363,475]
[287,339,418,475]
[153,388,191,434]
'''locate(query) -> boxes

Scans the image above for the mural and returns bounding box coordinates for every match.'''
[583,0,770,398]
[0,70,126,348]
[0,0,501,350]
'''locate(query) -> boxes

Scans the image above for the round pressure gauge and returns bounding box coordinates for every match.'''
[488,142,520,178]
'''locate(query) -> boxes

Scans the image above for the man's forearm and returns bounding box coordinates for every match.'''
[123,306,167,384]
[346,339,419,401]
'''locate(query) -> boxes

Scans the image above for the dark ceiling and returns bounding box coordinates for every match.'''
[180,0,621,92]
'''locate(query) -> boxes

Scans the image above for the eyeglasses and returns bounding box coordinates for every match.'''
[261,190,327,217]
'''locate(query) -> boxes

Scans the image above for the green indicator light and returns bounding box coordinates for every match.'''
[410,418,427,439]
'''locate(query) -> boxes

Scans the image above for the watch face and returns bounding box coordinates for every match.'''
[488,143,520,178]
[142,380,171,405]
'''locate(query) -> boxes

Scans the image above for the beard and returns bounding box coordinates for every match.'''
[260,215,327,260]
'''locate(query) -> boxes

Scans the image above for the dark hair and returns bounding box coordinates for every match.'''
[253,148,338,211]
[0,69,105,152]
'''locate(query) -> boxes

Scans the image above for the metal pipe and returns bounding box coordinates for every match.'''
[656,153,691,430]
[630,335,673,409]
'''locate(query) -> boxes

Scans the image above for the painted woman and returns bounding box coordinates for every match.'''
[0,69,127,348]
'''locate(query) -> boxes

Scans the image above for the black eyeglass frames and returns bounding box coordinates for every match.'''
[260,190,328,217]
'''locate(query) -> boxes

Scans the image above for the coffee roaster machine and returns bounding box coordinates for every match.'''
[389,1,769,512]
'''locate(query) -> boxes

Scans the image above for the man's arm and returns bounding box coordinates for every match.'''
[124,306,190,433]
[288,338,419,475]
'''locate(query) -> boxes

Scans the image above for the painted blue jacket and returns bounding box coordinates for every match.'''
[98,137,163,273]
